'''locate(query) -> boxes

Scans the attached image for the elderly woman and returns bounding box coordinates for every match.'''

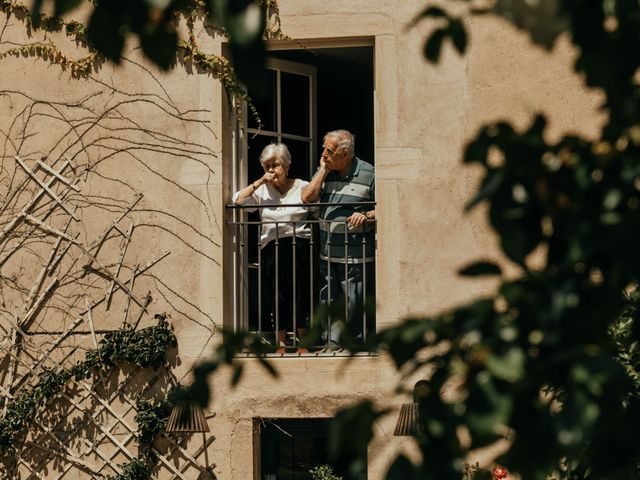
[233,143,311,353]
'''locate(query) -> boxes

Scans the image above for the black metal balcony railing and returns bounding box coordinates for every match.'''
[227,202,376,352]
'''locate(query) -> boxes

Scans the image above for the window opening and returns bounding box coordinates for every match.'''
[229,45,376,351]
[257,418,367,480]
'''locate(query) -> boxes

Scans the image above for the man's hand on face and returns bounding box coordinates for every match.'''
[320,155,332,172]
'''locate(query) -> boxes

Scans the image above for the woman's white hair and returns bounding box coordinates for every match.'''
[259,143,291,169]
[324,129,355,157]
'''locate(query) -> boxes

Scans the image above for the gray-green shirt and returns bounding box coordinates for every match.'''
[319,157,375,262]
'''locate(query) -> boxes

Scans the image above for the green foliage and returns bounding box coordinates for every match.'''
[610,289,640,398]
[135,397,173,446]
[309,464,343,480]
[355,3,640,479]
[327,401,385,480]
[460,463,494,480]
[0,315,176,455]
[107,395,173,480]
[13,0,279,96]
[106,454,155,480]
[409,5,467,62]
[292,3,640,480]
[76,314,177,375]
[1,0,278,125]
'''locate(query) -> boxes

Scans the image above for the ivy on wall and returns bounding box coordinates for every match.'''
[108,454,156,480]
[105,397,174,480]
[0,313,177,466]
[0,0,285,120]
[0,0,96,76]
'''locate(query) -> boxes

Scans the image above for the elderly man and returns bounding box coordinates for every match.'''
[302,129,376,346]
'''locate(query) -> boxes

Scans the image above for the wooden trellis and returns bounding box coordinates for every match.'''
[0,156,210,480]
[2,339,213,480]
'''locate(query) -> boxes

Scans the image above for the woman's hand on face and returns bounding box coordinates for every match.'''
[261,172,276,185]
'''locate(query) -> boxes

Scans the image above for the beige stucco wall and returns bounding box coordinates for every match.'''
[0,36,224,365]
[0,18,226,477]
[0,1,605,479]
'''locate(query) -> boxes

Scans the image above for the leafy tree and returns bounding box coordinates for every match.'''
[324,2,640,479]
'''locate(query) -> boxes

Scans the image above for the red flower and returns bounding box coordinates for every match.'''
[492,466,508,479]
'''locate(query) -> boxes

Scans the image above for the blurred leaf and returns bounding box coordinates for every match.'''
[499,221,542,266]
[466,373,513,443]
[193,360,218,378]
[469,7,493,16]
[140,26,178,70]
[406,5,447,29]
[416,6,447,19]
[491,0,569,49]
[465,170,505,211]
[424,27,448,62]
[229,32,266,97]
[210,0,267,97]
[257,356,279,378]
[230,364,243,387]
[188,375,211,408]
[377,319,433,369]
[487,347,526,383]
[145,0,172,9]
[87,2,126,62]
[386,455,421,480]
[209,0,227,23]
[54,0,82,16]
[458,261,502,277]
[448,18,467,54]
[226,2,263,46]
[30,0,44,28]
[329,401,387,480]
[299,322,324,349]
[464,134,491,165]
[499,281,525,306]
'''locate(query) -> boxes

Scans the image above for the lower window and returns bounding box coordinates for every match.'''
[256,418,367,479]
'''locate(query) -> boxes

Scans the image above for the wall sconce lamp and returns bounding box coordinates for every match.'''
[393,380,429,436]
[165,401,210,433]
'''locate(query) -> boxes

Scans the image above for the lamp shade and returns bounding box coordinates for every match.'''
[393,402,424,436]
[165,401,210,433]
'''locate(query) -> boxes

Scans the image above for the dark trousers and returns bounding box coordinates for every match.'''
[319,259,376,345]
[261,237,311,333]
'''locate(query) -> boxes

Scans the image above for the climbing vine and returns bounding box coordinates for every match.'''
[135,397,173,446]
[0,314,177,456]
[104,397,175,480]
[0,0,95,76]
[107,455,155,480]
[0,0,285,118]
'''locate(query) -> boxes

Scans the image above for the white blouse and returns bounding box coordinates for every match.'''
[232,179,312,249]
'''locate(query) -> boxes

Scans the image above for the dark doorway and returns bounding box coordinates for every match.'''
[258,418,367,480]
[269,45,375,168]
[242,45,375,337]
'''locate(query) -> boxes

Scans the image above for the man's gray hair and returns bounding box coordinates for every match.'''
[259,143,292,169]
[324,129,355,157]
